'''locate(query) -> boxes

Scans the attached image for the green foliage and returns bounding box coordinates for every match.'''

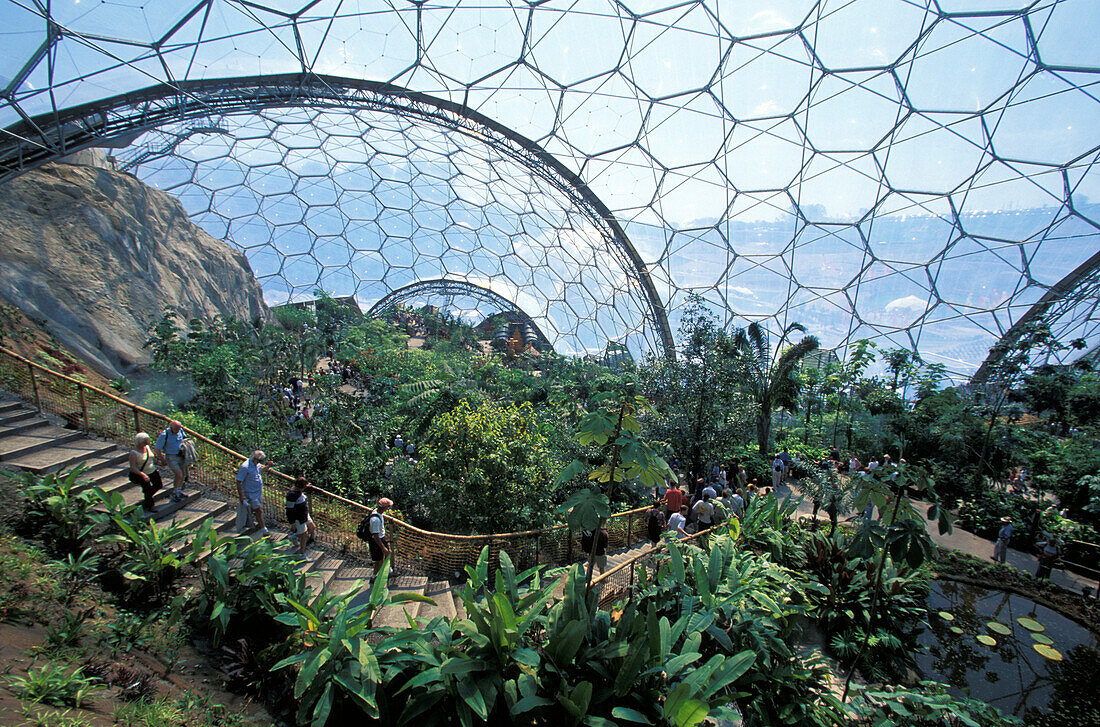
[416,398,560,533]
[8,466,107,555]
[640,297,750,478]
[271,559,431,727]
[98,509,211,606]
[848,681,1021,726]
[192,533,308,646]
[6,663,102,708]
[112,693,249,727]
[376,547,753,727]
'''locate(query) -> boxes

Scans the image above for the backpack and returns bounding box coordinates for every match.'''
[357,512,382,541]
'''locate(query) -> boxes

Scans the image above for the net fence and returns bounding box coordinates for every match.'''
[0,346,649,577]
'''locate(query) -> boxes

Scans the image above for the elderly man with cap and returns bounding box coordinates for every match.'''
[368,497,393,576]
[236,450,269,536]
[993,516,1013,563]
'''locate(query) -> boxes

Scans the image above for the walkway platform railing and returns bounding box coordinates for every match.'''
[589,527,712,609]
[0,346,648,577]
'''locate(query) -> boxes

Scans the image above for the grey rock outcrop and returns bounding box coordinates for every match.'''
[0,160,273,377]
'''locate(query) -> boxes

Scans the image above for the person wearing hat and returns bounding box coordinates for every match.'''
[236,450,269,536]
[368,497,393,575]
[993,516,1013,563]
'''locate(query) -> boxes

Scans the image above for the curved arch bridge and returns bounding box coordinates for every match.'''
[367,278,554,353]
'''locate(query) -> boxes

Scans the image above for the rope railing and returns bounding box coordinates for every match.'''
[0,346,648,577]
[589,527,713,609]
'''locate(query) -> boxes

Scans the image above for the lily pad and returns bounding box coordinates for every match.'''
[1018,617,1045,632]
[976,634,997,647]
[1034,644,1063,661]
[1030,633,1054,646]
[938,611,955,621]
[987,621,1012,636]
[950,626,965,635]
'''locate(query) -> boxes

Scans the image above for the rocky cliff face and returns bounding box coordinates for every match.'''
[0,159,273,377]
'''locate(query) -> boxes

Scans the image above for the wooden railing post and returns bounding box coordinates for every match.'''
[78,383,89,431]
[626,511,633,549]
[133,407,140,434]
[27,363,41,412]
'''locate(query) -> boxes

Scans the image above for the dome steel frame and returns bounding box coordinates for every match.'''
[0,72,674,356]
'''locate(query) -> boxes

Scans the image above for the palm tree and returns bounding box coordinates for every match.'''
[398,362,488,440]
[733,321,820,454]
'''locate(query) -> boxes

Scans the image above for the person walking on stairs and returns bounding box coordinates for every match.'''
[286,477,316,555]
[129,432,162,515]
[236,450,269,536]
[154,420,189,503]
[368,497,393,577]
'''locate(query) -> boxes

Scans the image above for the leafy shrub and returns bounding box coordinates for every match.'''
[847,681,1021,725]
[6,663,102,708]
[8,466,107,555]
[192,533,307,647]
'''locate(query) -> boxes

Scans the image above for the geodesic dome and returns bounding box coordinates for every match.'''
[1,0,1098,376]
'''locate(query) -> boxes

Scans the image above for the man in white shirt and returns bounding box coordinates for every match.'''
[993,516,1013,563]
[369,497,393,575]
[668,505,689,539]
[236,450,269,536]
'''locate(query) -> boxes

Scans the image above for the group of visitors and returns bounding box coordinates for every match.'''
[992,514,1065,579]
[128,420,192,514]
[646,466,768,545]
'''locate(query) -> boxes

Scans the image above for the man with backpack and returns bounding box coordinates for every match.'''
[154,420,190,503]
[358,497,393,576]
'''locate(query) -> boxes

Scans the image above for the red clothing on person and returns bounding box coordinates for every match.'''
[665,487,684,514]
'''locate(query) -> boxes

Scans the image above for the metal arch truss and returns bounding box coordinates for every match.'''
[366,278,554,352]
[0,73,674,357]
[971,248,1100,383]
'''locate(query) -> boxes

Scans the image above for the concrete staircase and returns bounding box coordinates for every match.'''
[0,396,652,627]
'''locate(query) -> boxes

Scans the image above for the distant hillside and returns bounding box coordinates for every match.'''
[0,154,272,378]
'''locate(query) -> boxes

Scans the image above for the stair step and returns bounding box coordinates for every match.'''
[2,438,119,475]
[162,497,232,531]
[0,419,49,439]
[305,554,344,596]
[327,564,373,602]
[71,453,131,487]
[0,401,25,415]
[365,574,429,628]
[0,427,86,461]
[0,408,44,428]
[416,581,457,623]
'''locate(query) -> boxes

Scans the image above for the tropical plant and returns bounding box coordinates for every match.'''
[271,559,431,727]
[732,320,820,454]
[98,511,211,605]
[6,663,102,708]
[847,680,1021,726]
[192,533,308,647]
[398,361,487,440]
[8,466,106,554]
[556,382,673,588]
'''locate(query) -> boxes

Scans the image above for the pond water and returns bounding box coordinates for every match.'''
[916,580,1100,718]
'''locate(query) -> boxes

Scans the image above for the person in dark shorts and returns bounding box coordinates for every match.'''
[368,497,393,575]
[129,432,162,514]
[285,477,316,554]
[646,499,666,546]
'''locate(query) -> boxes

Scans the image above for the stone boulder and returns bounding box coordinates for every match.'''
[0,160,273,378]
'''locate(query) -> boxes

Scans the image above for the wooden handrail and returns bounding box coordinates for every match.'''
[0,345,651,542]
[591,526,710,588]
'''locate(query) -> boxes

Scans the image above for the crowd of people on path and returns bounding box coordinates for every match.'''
[643,458,775,545]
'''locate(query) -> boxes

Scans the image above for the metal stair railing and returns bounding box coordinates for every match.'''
[0,345,647,577]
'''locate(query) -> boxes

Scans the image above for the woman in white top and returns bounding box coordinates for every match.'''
[129,432,163,513]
